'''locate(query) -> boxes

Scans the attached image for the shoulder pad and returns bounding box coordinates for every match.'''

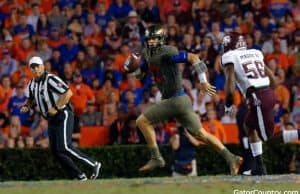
[221,50,236,67]
[160,45,178,57]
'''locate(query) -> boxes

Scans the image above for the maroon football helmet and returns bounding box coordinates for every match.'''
[221,32,247,53]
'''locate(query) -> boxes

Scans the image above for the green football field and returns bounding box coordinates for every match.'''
[0,175,299,194]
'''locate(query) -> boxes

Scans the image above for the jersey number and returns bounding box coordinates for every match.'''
[242,61,266,79]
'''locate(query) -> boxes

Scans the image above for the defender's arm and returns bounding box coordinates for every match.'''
[223,63,235,107]
[264,65,277,89]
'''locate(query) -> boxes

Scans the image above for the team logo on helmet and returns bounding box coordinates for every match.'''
[222,35,231,47]
[221,32,247,53]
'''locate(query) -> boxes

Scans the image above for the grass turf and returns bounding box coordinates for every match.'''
[0,175,299,194]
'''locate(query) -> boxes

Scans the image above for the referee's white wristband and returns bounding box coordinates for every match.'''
[198,72,207,83]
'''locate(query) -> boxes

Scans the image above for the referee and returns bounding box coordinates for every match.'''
[21,56,101,181]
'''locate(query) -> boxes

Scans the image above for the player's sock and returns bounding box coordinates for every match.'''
[250,141,266,175]
[220,148,243,175]
[150,146,162,159]
[249,141,262,157]
[282,130,300,143]
[239,137,255,174]
[220,148,235,163]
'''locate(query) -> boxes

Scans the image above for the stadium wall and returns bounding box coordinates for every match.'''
[0,144,298,180]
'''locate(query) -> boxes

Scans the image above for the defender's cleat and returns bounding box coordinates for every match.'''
[139,157,165,172]
[251,165,267,176]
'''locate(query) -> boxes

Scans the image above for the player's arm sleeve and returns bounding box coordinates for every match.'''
[171,51,188,63]
[169,49,208,83]
[186,52,208,83]
[48,75,69,94]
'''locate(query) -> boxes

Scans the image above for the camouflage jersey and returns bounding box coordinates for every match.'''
[142,45,182,99]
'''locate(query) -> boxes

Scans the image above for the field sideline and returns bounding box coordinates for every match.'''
[0,175,299,194]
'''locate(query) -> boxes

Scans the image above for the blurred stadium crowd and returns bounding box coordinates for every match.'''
[0,0,299,150]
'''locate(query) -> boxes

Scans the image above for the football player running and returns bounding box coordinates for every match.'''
[221,32,300,175]
[125,25,243,175]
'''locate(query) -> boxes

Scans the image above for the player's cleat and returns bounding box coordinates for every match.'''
[77,173,88,181]
[251,165,267,176]
[241,169,252,176]
[90,162,101,179]
[230,156,244,176]
[139,157,166,172]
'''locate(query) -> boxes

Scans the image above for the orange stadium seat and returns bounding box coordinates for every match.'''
[223,124,240,144]
[79,126,109,147]
[199,124,240,145]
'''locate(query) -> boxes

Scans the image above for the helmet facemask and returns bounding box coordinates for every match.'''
[145,25,166,54]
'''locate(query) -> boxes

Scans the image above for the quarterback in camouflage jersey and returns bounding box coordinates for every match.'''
[125,25,242,175]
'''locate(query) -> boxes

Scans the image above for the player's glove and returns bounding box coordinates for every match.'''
[224,105,234,116]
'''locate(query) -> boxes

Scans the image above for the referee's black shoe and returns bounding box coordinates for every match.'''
[90,162,101,179]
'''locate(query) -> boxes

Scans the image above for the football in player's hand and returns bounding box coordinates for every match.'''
[124,53,141,72]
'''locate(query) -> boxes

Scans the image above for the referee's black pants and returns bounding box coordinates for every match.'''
[48,107,96,178]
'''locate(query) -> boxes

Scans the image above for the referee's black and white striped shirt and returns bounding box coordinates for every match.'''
[25,72,69,119]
